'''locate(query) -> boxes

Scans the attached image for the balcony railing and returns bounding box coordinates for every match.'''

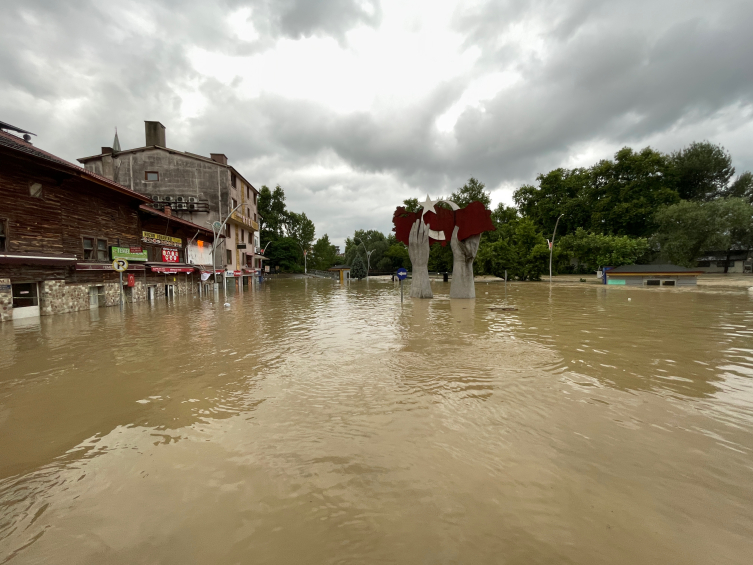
[229,211,259,231]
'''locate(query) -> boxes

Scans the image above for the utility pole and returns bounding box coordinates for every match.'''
[549,214,564,284]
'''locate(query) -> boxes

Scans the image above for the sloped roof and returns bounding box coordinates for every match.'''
[0,129,151,202]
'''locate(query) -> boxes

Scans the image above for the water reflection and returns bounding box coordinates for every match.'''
[1,279,753,564]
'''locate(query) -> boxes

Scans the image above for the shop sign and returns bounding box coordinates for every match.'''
[151,266,195,274]
[142,231,182,246]
[234,270,242,276]
[110,246,148,261]
[162,248,180,263]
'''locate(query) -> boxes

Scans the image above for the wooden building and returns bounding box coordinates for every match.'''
[0,122,218,322]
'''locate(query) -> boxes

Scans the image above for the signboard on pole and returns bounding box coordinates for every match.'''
[112,258,129,272]
[396,268,408,281]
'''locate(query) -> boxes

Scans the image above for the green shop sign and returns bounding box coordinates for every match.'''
[110,246,148,261]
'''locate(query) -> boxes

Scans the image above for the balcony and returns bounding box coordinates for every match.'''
[229,211,259,232]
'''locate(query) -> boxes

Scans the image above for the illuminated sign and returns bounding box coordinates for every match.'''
[142,231,182,246]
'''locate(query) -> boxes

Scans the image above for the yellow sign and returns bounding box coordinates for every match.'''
[142,231,182,246]
[112,258,129,272]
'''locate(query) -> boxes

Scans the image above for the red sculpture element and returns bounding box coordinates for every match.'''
[423,207,456,246]
[454,201,496,241]
[393,200,495,245]
[393,207,419,246]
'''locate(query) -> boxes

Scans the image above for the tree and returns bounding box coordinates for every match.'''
[671,141,735,201]
[285,211,315,252]
[476,217,550,280]
[311,234,338,270]
[654,198,753,268]
[351,256,367,280]
[724,171,753,202]
[264,237,303,273]
[587,147,680,238]
[384,243,410,270]
[450,177,492,208]
[344,230,390,271]
[558,229,650,272]
[514,168,591,238]
[258,184,287,242]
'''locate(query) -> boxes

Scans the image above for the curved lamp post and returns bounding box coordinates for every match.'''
[354,237,374,279]
[549,213,564,284]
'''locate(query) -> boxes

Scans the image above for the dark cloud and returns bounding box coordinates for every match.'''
[2,0,752,245]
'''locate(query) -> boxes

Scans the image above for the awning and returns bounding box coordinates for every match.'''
[0,253,77,266]
[151,266,195,274]
[76,263,146,271]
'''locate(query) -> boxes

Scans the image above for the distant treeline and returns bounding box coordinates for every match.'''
[341,141,753,280]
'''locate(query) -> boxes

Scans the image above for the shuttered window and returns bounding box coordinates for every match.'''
[0,219,6,251]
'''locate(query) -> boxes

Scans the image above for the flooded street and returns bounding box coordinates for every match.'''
[2,278,753,564]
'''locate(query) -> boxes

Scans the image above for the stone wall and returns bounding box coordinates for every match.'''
[0,278,12,322]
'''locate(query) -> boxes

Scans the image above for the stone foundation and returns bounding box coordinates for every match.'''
[0,278,12,322]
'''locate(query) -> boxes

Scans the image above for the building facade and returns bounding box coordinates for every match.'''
[0,124,217,323]
[77,122,262,285]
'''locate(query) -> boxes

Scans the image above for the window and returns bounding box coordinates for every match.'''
[83,237,108,261]
[145,171,159,181]
[240,230,245,243]
[231,173,237,188]
[253,193,257,205]
[29,182,43,198]
[247,187,250,200]
[227,250,232,264]
[83,237,94,259]
[662,280,676,286]
[231,198,237,210]
[225,224,230,237]
[646,279,660,286]
[696,261,711,267]
[0,219,6,251]
[254,213,257,222]
[717,260,735,267]
[97,239,108,261]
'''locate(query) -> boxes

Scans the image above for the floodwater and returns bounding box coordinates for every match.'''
[1,278,753,564]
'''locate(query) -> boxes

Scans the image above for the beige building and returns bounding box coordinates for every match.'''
[78,121,262,282]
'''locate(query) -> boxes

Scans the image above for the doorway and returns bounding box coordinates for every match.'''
[12,282,40,319]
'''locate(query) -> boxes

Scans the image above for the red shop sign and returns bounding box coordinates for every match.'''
[162,248,179,263]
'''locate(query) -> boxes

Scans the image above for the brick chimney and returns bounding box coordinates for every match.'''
[210,153,228,165]
[145,121,166,147]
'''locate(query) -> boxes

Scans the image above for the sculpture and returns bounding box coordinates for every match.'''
[393,196,495,299]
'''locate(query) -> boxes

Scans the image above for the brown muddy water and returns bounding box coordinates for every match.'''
[1,278,753,564]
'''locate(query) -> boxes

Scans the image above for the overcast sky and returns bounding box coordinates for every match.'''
[3,0,752,247]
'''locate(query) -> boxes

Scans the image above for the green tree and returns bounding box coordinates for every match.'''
[351,256,367,280]
[558,228,650,272]
[285,211,315,252]
[476,217,549,280]
[724,171,753,202]
[310,234,338,270]
[654,198,753,268]
[450,177,492,208]
[264,237,303,273]
[402,198,421,213]
[344,230,390,271]
[258,184,287,242]
[671,141,735,201]
[384,243,410,270]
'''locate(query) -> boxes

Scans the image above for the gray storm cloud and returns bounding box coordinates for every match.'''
[2,0,752,244]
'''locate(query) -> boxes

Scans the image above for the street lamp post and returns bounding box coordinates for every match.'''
[549,214,564,284]
[355,238,374,279]
[207,202,244,300]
